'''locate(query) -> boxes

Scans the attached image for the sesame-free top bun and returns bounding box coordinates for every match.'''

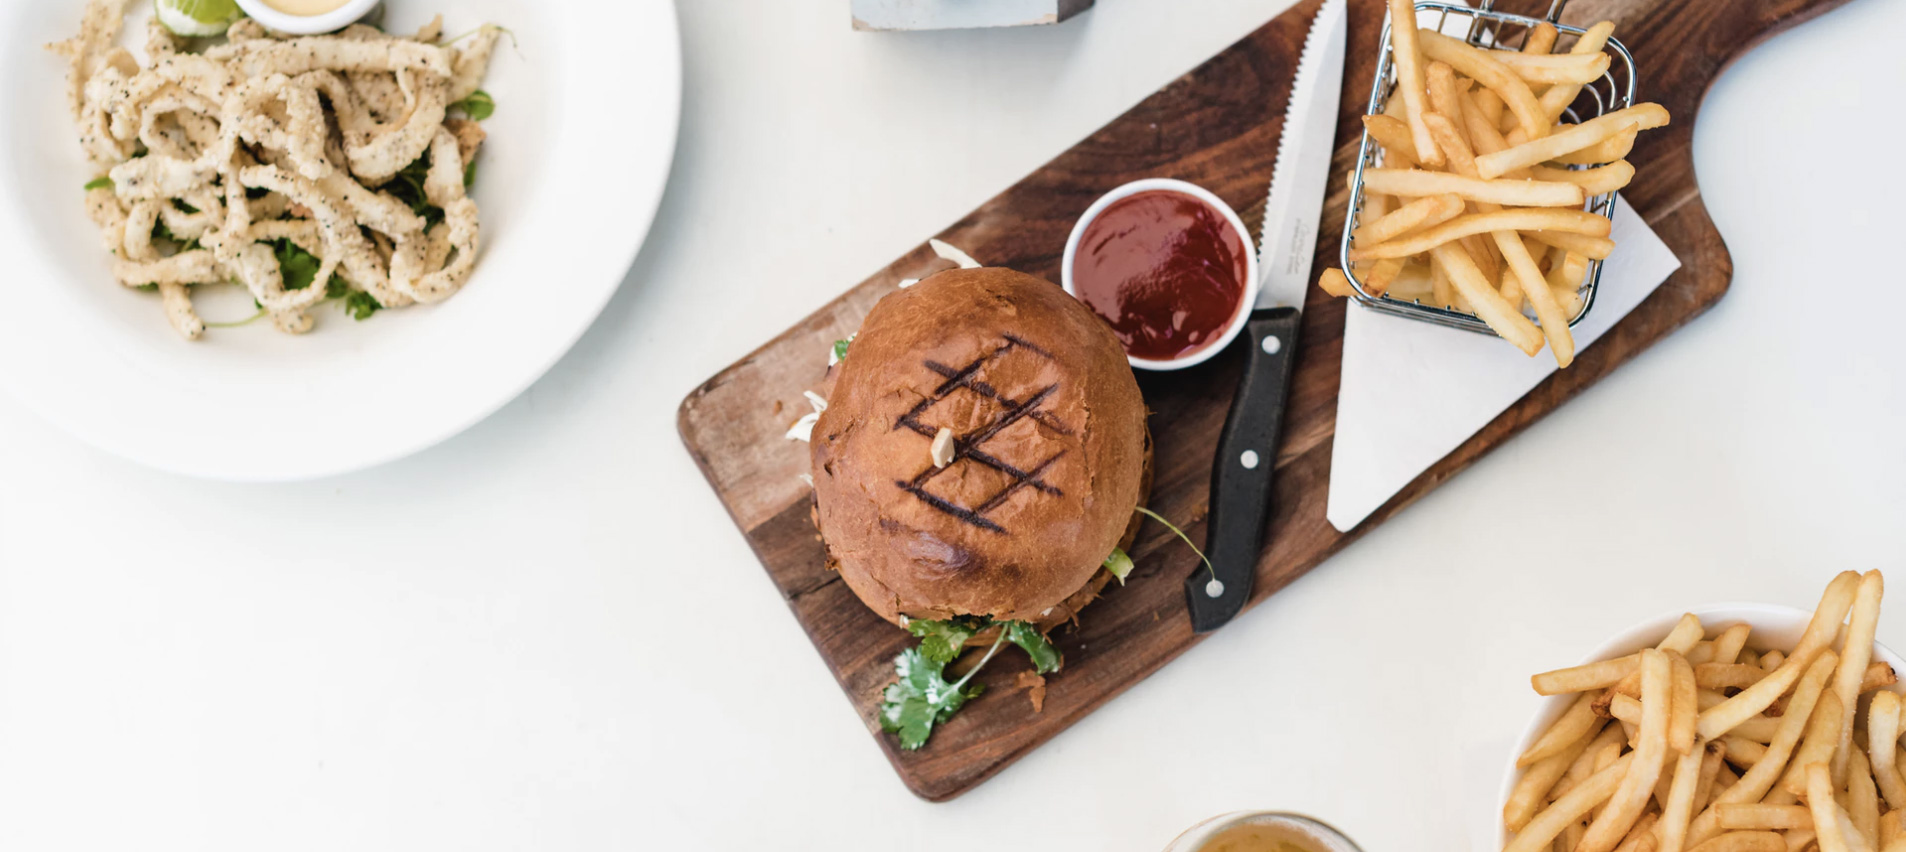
[809,267,1149,626]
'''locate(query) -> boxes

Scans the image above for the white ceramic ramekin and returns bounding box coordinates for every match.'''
[233,0,382,35]
[1164,811,1362,852]
[1061,178,1259,372]
[1497,603,1906,849]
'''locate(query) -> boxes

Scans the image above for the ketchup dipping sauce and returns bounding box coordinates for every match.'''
[1062,180,1257,368]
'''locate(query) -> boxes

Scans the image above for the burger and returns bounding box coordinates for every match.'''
[808,265,1153,749]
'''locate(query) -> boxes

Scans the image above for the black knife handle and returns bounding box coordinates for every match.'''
[1186,307,1302,634]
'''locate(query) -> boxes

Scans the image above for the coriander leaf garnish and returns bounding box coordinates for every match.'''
[1003,621,1061,674]
[1103,547,1134,585]
[463,160,477,189]
[879,616,1060,749]
[344,291,382,321]
[879,634,1001,751]
[83,176,113,191]
[381,153,446,228]
[907,614,989,664]
[1136,506,1216,586]
[450,89,495,121]
[832,338,851,363]
[269,238,323,291]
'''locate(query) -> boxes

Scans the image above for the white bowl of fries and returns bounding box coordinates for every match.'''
[1498,572,1906,852]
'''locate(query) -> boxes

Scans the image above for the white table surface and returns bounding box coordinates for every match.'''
[4,0,1904,849]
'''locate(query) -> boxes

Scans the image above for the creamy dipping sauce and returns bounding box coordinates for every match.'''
[259,0,352,15]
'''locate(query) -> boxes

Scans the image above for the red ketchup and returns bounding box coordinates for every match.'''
[1071,190,1249,362]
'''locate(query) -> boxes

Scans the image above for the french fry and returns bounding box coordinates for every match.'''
[1662,614,1708,655]
[1867,691,1906,809]
[1538,655,1642,696]
[1508,720,1608,831]
[1523,21,1558,55]
[1477,104,1671,178]
[1542,21,1616,122]
[1362,114,1421,165]
[1387,0,1442,165]
[1719,736,1769,769]
[1428,241,1546,355]
[1684,652,1841,849]
[1353,193,1467,246]
[1474,87,1506,129]
[1711,625,1753,670]
[1620,814,1662,852]
[1552,125,1640,166]
[1717,806,1813,831]
[1351,209,1611,262]
[1777,691,1846,797]
[1489,50,1613,85]
[1530,162,1637,196]
[1524,692,1606,767]
[1731,715,1781,744]
[1698,664,1770,691]
[1685,832,1786,852]
[1528,230,1616,260]
[1555,725,1632,801]
[1672,652,1699,754]
[1362,258,1406,297]
[1881,811,1901,849]
[1417,29,1550,141]
[1427,61,1466,140]
[1831,572,1885,783]
[1661,741,1714,852]
[1698,572,1861,741]
[1318,266,1356,297]
[1506,753,1636,852]
[1849,748,1881,850]
[1581,649,1675,852]
[1808,762,1874,852]
[1695,742,1729,813]
[1861,662,1897,693]
[1760,651,1786,672]
[1358,168,1585,207]
[1430,253,1455,309]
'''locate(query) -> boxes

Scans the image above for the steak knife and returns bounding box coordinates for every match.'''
[1187,0,1346,633]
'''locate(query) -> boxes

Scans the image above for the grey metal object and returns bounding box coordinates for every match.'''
[1338,0,1638,336]
[851,0,1092,31]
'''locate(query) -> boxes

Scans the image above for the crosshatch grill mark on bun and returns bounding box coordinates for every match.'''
[809,266,1151,627]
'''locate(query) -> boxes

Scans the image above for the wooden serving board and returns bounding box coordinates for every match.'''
[678,0,1846,801]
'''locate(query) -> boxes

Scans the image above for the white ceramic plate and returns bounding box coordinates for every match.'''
[0,0,681,480]
[1496,603,1906,849]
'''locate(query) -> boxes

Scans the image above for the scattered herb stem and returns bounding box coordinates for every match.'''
[1135,506,1216,584]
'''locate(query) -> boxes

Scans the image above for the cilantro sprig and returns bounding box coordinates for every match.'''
[880,615,1062,750]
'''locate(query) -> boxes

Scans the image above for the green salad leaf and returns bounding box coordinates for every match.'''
[1103,547,1134,585]
[450,89,495,121]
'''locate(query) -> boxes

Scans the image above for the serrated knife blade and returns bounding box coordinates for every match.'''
[1187,0,1348,633]
[1258,0,1347,312]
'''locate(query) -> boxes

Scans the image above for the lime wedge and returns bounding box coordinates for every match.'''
[154,0,243,37]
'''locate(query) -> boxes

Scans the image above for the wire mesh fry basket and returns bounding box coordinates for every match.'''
[1338,0,1637,335]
